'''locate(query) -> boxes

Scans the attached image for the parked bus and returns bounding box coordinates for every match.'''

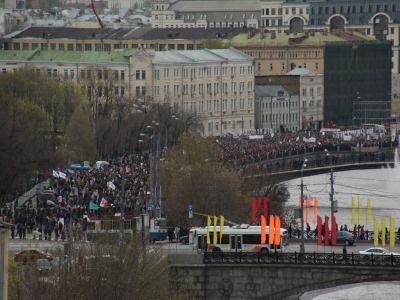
[189,224,288,254]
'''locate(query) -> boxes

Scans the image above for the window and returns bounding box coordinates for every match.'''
[141,70,146,80]
[120,86,125,96]
[115,70,119,80]
[64,69,68,79]
[85,44,92,51]
[135,86,140,96]
[98,70,102,80]
[32,43,38,50]
[136,70,140,80]
[76,44,82,51]
[121,70,125,80]
[67,44,73,51]
[58,44,65,51]
[52,69,57,77]
[22,43,29,50]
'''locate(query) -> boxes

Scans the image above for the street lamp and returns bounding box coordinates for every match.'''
[300,158,308,254]
[325,149,335,226]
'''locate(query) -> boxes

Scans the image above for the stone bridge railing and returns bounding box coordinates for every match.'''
[169,252,400,300]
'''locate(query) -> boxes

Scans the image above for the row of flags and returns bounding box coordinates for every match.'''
[351,197,372,225]
[373,216,396,247]
[261,215,281,245]
[316,215,337,246]
[298,196,319,225]
[206,215,225,244]
[251,196,268,224]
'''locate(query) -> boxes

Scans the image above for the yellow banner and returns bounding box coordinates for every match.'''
[382,217,386,247]
[351,197,356,224]
[206,215,211,244]
[366,199,372,225]
[374,216,379,247]
[219,215,224,244]
[390,216,395,248]
[357,198,362,225]
[213,215,218,245]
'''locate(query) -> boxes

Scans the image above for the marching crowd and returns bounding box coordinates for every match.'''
[1,154,151,241]
[218,131,395,167]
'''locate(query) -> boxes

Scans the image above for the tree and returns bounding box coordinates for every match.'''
[62,103,97,162]
[161,136,245,226]
[0,69,95,205]
[9,235,185,300]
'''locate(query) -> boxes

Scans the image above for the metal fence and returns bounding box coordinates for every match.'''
[203,251,400,267]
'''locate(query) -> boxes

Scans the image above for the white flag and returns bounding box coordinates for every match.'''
[58,171,67,180]
[107,181,116,190]
[52,170,59,178]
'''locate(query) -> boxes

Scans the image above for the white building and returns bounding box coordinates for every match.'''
[287,68,323,130]
[152,48,255,136]
[255,85,301,132]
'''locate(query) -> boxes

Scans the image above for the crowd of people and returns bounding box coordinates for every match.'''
[218,130,396,167]
[1,154,151,241]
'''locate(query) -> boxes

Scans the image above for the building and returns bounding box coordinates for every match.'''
[152,48,255,136]
[2,26,243,52]
[324,41,392,126]
[231,30,372,77]
[151,0,260,29]
[255,84,300,132]
[149,0,400,75]
[287,68,323,130]
[0,47,254,136]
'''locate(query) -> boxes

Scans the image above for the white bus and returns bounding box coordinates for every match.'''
[189,224,288,254]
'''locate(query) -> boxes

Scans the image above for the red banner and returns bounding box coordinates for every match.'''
[261,215,266,244]
[317,216,322,245]
[269,215,275,245]
[262,196,268,221]
[274,215,281,245]
[324,216,330,246]
[251,197,257,224]
[305,197,311,224]
[331,216,337,246]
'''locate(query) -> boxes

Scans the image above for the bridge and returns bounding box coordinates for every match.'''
[242,147,395,182]
[169,251,400,299]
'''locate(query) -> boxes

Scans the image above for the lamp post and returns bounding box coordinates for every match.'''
[325,149,335,225]
[300,158,308,254]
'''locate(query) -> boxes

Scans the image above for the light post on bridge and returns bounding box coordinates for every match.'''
[300,158,308,254]
[325,149,336,227]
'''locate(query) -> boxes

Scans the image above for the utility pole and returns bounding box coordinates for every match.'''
[330,165,335,224]
[300,175,305,254]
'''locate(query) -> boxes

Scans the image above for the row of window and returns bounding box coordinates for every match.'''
[302,100,322,109]
[311,4,396,15]
[302,87,322,97]
[154,81,253,97]
[88,85,126,97]
[154,66,253,80]
[247,50,322,60]
[12,42,195,52]
[261,100,298,110]
[261,112,299,124]
[207,119,252,134]
[257,62,320,73]
[183,98,253,114]
[262,7,308,16]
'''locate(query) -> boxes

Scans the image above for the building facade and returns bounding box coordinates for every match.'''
[287,68,324,130]
[255,84,300,132]
[151,0,260,29]
[152,48,255,136]
[324,41,392,126]
[0,47,254,136]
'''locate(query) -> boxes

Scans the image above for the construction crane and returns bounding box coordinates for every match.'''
[90,0,104,29]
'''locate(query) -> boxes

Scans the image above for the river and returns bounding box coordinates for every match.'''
[284,148,400,230]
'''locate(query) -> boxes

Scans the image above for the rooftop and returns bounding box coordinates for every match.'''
[229,31,373,47]
[153,48,253,64]
[171,0,261,12]
[0,49,138,64]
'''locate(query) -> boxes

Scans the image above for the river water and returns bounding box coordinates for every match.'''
[300,282,400,300]
[284,148,400,230]
[284,149,400,299]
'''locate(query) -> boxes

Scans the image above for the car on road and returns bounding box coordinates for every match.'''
[359,247,400,256]
[14,249,53,264]
[335,231,355,246]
